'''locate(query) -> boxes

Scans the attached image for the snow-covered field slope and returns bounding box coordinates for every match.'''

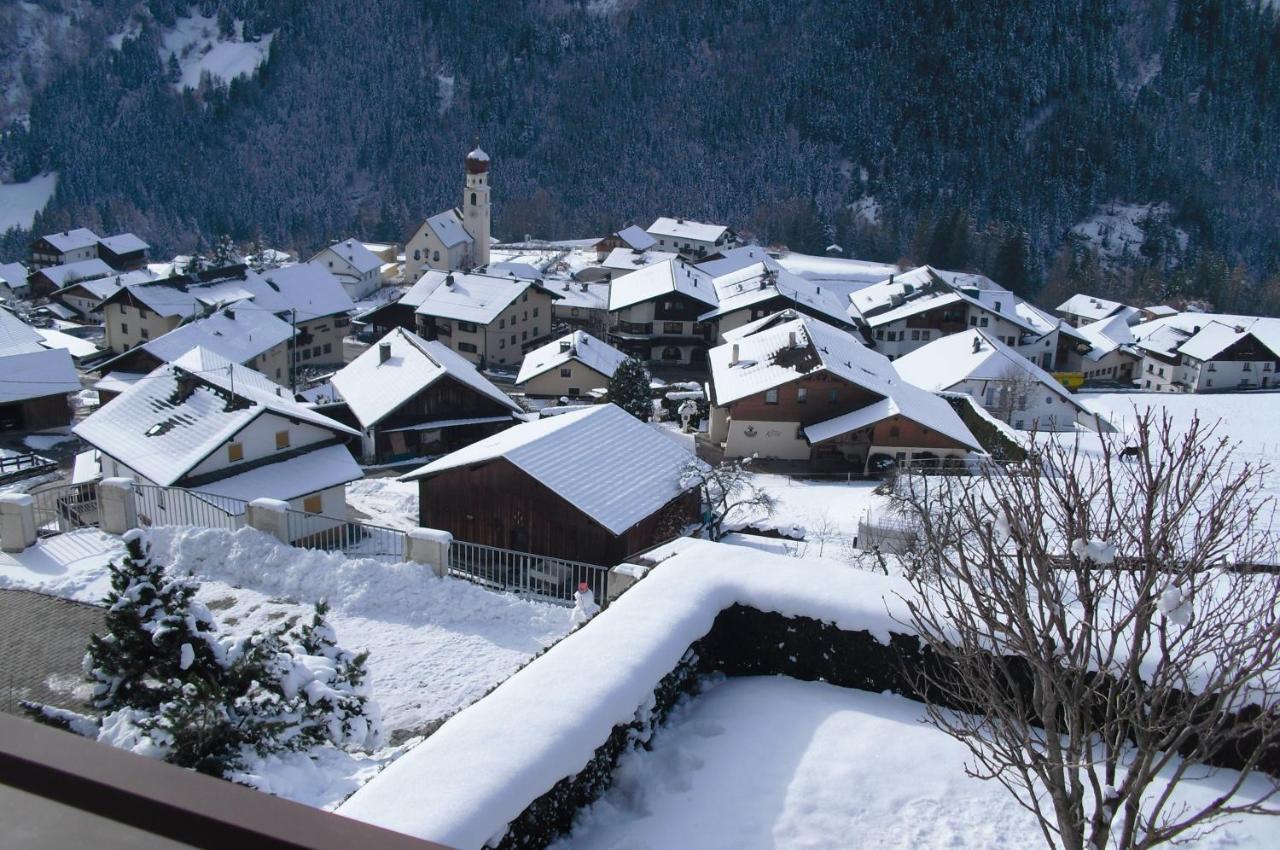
[0,172,56,232]
[1077,391,1280,461]
[1070,202,1188,262]
[159,14,273,91]
[555,676,1280,850]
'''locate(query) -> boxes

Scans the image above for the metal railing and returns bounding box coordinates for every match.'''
[134,484,246,532]
[281,509,406,559]
[30,483,99,535]
[0,453,57,484]
[449,538,610,607]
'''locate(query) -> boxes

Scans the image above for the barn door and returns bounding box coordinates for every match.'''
[509,507,530,552]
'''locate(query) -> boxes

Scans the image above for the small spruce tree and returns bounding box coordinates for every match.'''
[608,357,653,420]
[288,601,382,750]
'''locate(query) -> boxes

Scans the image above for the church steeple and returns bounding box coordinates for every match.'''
[464,145,491,268]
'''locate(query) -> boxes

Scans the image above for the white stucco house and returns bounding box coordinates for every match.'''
[310,239,384,300]
[404,147,493,281]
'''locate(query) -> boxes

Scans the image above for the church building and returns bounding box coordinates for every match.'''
[404,147,493,281]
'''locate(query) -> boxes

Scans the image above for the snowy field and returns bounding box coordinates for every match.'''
[1078,391,1280,461]
[732,474,888,561]
[0,526,572,808]
[0,172,56,232]
[557,676,1280,850]
[159,14,273,91]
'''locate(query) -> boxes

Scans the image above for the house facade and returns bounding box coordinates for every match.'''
[404,147,492,280]
[310,239,384,300]
[607,259,718,365]
[645,217,740,259]
[0,308,80,431]
[515,330,627,398]
[413,270,559,368]
[29,228,101,269]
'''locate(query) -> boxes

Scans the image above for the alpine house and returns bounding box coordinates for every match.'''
[514,330,629,399]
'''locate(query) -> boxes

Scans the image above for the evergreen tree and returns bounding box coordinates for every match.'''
[287,601,382,750]
[210,233,236,268]
[608,358,652,421]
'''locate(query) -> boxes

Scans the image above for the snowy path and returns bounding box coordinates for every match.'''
[557,676,1280,850]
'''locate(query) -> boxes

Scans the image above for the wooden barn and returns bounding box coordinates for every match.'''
[401,404,701,566]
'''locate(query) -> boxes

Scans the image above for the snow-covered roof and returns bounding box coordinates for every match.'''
[254,263,356,319]
[1176,321,1280,362]
[317,239,382,275]
[0,262,28,290]
[1144,305,1177,318]
[118,273,256,318]
[961,288,1058,335]
[515,331,629,385]
[331,327,519,429]
[1056,293,1132,322]
[700,262,851,326]
[487,261,545,282]
[0,348,81,403]
[36,327,99,360]
[467,146,490,163]
[98,233,149,255]
[36,259,114,289]
[140,304,294,366]
[647,217,730,244]
[1132,323,1191,358]
[607,259,717,311]
[75,347,356,487]
[413,270,552,325]
[803,393,982,451]
[614,225,656,252]
[892,329,1083,411]
[0,306,49,356]
[600,247,679,274]
[402,404,697,536]
[547,278,608,311]
[93,372,146,394]
[60,273,132,304]
[1075,314,1137,361]
[191,443,362,505]
[846,265,1055,336]
[695,245,773,278]
[708,314,893,406]
[847,266,944,320]
[426,209,473,249]
[39,228,100,253]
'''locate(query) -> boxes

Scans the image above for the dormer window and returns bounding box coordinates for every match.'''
[228,442,244,462]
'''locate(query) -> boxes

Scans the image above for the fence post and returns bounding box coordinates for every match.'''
[99,478,139,535]
[405,528,452,578]
[246,498,290,544]
[0,493,37,553]
[607,561,648,602]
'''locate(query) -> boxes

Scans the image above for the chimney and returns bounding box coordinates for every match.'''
[889,274,895,285]
[445,273,454,287]
[225,308,235,319]
[580,282,587,292]
[1235,325,1245,333]
[788,330,798,348]
[972,336,982,354]
[559,340,571,353]
[379,342,391,364]
[730,343,740,366]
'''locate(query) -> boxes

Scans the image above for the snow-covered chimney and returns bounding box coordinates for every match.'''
[445,273,454,288]
[379,342,391,364]
[559,340,571,353]
[788,330,798,348]
[730,343,740,366]
[972,336,982,354]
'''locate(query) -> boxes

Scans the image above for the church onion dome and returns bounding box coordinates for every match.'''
[466,147,491,173]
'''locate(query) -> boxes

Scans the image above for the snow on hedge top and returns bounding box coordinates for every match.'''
[400,404,697,536]
[515,330,628,385]
[337,538,912,848]
[607,258,717,311]
[893,329,1084,413]
[75,346,356,486]
[332,327,519,428]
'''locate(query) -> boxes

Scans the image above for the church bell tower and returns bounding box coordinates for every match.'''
[464,146,491,268]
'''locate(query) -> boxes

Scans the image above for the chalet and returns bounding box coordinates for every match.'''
[329,328,521,465]
[646,217,740,259]
[75,347,362,522]
[1062,314,1143,384]
[600,247,679,279]
[607,258,718,364]
[96,304,295,386]
[309,239,384,300]
[56,270,153,321]
[1132,317,1280,393]
[0,262,30,302]
[98,268,259,353]
[893,329,1096,431]
[254,263,355,370]
[29,228,101,269]
[593,225,657,260]
[1055,293,1140,328]
[404,147,492,280]
[401,404,701,565]
[96,233,150,271]
[547,278,609,336]
[0,307,80,431]
[28,258,115,297]
[699,262,854,342]
[706,313,981,470]
[515,330,628,398]
[412,270,560,367]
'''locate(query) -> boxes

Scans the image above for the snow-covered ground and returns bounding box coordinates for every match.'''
[0,526,572,808]
[1070,202,1188,263]
[738,474,888,559]
[159,14,273,91]
[0,172,56,233]
[346,476,419,529]
[1078,391,1280,461]
[556,676,1279,850]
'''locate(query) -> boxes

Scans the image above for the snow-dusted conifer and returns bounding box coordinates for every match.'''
[608,357,652,420]
[287,601,382,750]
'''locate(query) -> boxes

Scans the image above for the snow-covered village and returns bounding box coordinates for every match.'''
[2,4,1280,849]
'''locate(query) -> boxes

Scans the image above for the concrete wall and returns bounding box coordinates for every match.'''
[723,419,809,460]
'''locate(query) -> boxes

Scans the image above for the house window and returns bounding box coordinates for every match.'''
[1208,362,1216,372]
[664,321,683,334]
[911,330,921,341]
[413,249,421,261]
[140,328,149,339]
[458,321,478,333]
[335,317,350,328]
[568,387,580,395]
[500,318,505,329]
[458,342,478,353]
[121,323,129,334]
[533,307,539,317]
[522,292,529,303]
[797,387,807,404]
[571,307,580,317]
[227,442,244,462]
[432,251,440,262]
[471,192,477,205]
[303,494,323,514]
[1244,362,1253,372]
[764,388,779,404]
[511,334,517,344]
[323,343,332,354]
[979,317,989,327]
[875,330,884,340]
[969,316,977,326]
[499,338,505,349]
[521,331,528,341]
[522,311,528,321]
[920,331,930,341]
[313,346,321,357]
[560,368,572,378]
[275,430,290,450]
[302,349,312,360]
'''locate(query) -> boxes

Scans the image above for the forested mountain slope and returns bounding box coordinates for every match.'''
[2,0,1278,309]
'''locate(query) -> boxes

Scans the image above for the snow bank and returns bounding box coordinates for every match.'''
[338,538,913,848]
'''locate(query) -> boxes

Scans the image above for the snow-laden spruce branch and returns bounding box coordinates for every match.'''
[889,409,1280,850]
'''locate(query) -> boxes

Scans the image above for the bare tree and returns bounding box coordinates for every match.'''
[681,458,775,542]
[891,410,1280,849]
[983,364,1044,427]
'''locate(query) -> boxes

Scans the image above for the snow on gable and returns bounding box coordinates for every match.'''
[0,348,80,403]
[402,404,696,536]
[0,306,48,356]
[702,262,851,327]
[191,442,362,505]
[75,347,355,486]
[1076,314,1137,360]
[331,327,518,429]
[427,209,473,249]
[709,314,892,406]
[318,239,382,275]
[253,263,356,319]
[803,388,982,451]
[647,217,730,244]
[413,270,547,325]
[607,259,717,311]
[142,304,293,366]
[516,331,628,385]
[615,225,656,252]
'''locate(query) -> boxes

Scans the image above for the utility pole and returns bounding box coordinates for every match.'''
[289,307,297,393]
